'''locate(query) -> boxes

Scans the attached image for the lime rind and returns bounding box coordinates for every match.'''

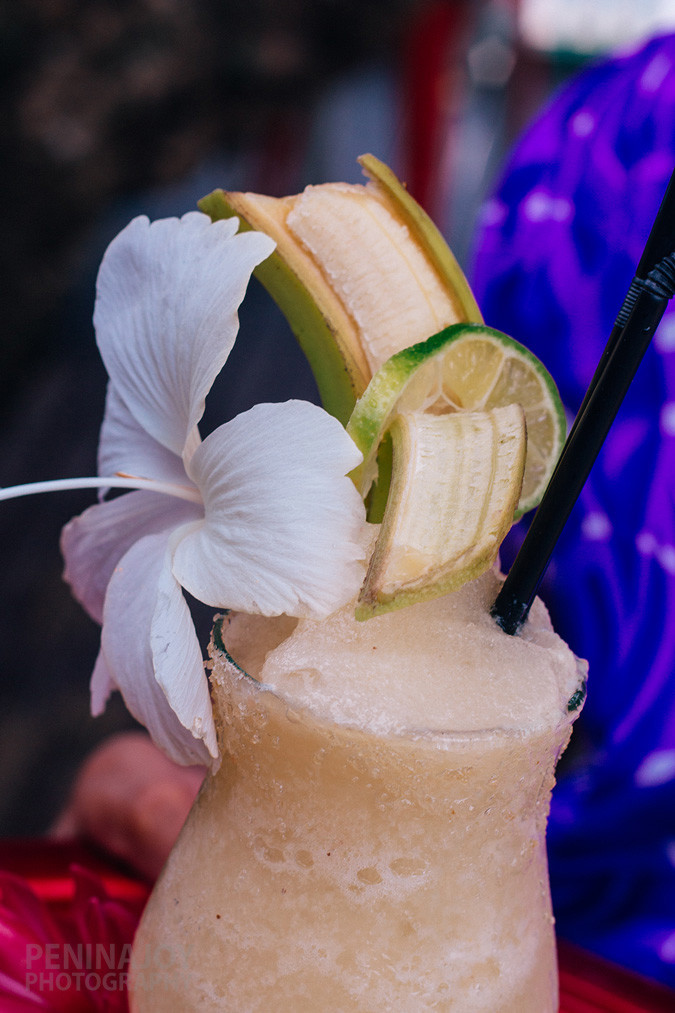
[347,322,566,519]
[347,326,466,494]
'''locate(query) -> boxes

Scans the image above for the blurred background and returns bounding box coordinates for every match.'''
[0,0,515,837]
[0,0,418,836]
[3,0,675,985]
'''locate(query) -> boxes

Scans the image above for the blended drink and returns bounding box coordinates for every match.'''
[130,566,585,1011]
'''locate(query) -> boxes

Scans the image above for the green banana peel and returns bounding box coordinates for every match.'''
[358,155,483,327]
[198,188,368,426]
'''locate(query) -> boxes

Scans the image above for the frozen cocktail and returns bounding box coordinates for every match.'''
[130,566,585,1011]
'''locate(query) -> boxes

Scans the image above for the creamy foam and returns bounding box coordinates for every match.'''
[256,568,584,736]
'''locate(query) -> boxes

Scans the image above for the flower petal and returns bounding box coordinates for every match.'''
[61,490,202,624]
[98,385,192,488]
[93,212,275,459]
[98,531,218,766]
[174,401,366,617]
[90,648,114,715]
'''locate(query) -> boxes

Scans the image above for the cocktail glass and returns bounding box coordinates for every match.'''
[130,609,585,1011]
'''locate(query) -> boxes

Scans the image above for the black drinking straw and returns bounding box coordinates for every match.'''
[491,169,675,636]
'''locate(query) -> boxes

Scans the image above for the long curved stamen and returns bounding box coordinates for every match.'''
[0,475,202,504]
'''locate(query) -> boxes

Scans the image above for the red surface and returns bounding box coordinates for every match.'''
[558,940,675,1012]
[0,837,150,908]
[400,1,470,218]
[2,838,675,1012]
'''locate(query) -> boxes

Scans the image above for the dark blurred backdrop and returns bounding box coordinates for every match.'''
[0,0,428,834]
[0,0,592,835]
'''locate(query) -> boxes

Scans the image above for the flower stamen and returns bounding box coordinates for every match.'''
[0,476,202,504]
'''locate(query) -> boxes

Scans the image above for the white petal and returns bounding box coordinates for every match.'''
[93,212,275,459]
[174,401,366,617]
[151,529,219,760]
[90,649,114,715]
[98,531,218,766]
[98,385,192,488]
[61,490,202,623]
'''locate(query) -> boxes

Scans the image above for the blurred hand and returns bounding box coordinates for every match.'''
[51,731,206,880]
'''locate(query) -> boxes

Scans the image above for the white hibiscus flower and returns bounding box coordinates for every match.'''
[9,211,366,768]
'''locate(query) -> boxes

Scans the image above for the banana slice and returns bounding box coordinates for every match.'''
[285,182,463,374]
[356,405,526,619]
[347,323,566,518]
[198,155,480,424]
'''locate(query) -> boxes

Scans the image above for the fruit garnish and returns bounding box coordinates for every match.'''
[356,405,526,619]
[347,323,566,519]
[199,159,565,617]
[198,154,481,424]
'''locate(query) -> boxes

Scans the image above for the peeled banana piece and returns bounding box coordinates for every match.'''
[356,405,527,618]
[198,154,481,424]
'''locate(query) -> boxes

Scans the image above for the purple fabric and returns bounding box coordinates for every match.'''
[471,34,675,985]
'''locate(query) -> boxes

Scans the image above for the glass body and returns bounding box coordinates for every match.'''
[130,640,579,1011]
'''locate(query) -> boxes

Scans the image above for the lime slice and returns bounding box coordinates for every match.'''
[347,323,566,518]
[357,405,526,619]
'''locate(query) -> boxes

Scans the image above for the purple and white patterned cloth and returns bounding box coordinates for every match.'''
[472,33,675,986]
